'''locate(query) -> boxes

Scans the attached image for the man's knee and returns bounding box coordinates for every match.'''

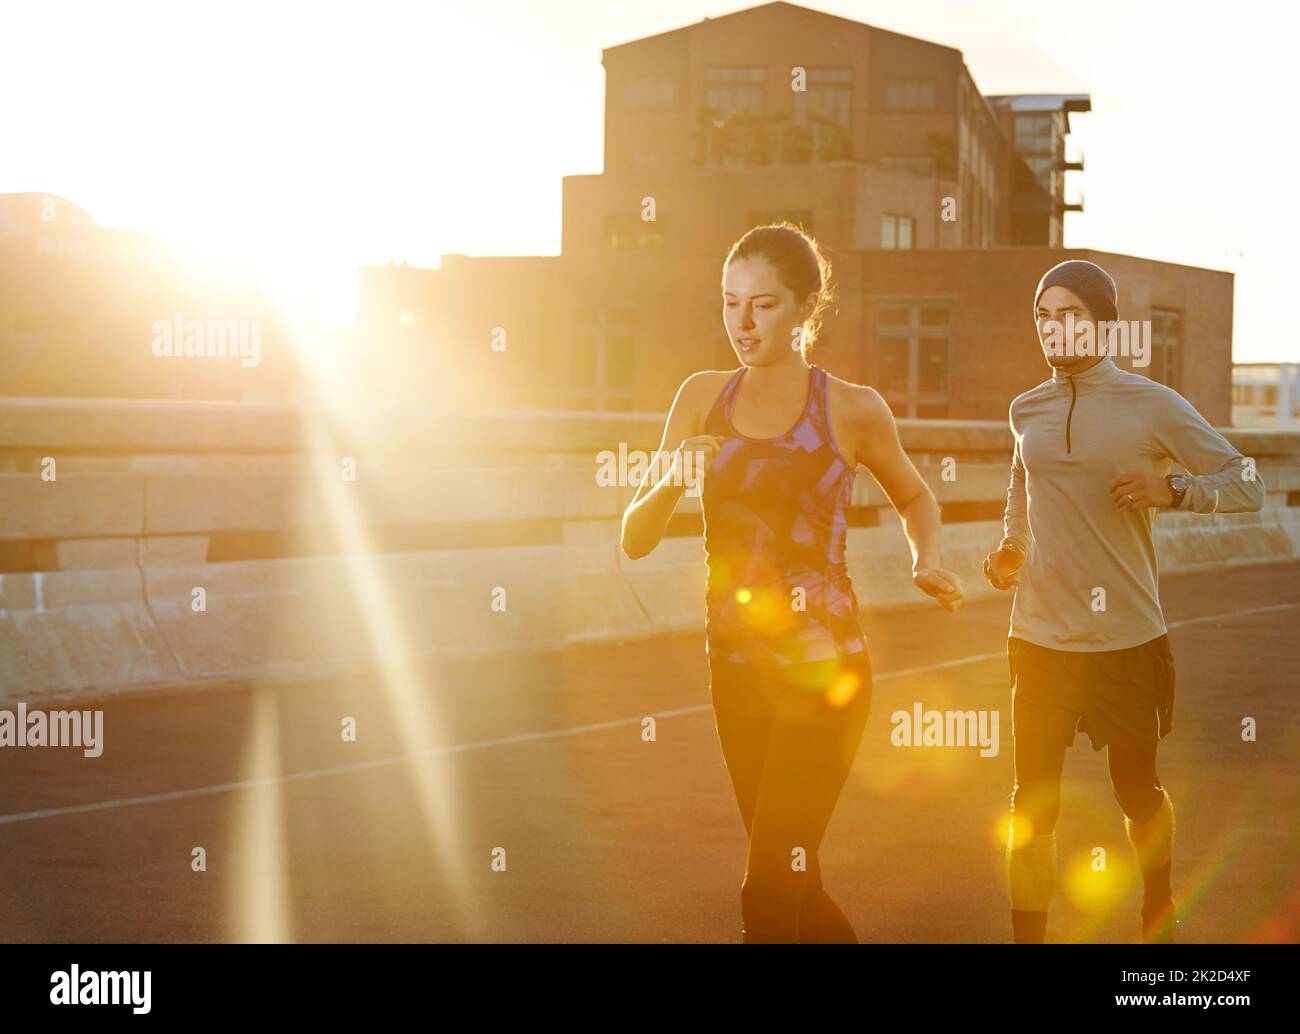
[1107,737,1164,821]
[1112,780,1164,821]
[1111,773,1165,823]
[1011,780,1060,835]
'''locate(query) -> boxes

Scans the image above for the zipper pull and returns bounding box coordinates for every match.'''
[1065,374,1077,455]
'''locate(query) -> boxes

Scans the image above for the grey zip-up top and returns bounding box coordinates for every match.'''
[1002,355,1265,651]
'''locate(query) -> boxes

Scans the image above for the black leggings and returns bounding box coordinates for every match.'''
[709,650,873,943]
[1011,733,1166,836]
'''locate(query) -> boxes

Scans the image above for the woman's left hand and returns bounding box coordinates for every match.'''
[913,567,964,612]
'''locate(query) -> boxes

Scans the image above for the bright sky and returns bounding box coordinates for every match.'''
[1,0,1293,361]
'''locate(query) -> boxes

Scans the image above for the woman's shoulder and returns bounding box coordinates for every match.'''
[674,368,740,437]
[822,369,891,425]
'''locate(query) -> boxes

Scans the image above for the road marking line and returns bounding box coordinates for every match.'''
[0,601,1294,827]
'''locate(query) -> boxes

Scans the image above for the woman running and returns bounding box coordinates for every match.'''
[621,223,964,943]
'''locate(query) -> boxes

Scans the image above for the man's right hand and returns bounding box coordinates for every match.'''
[983,544,1025,590]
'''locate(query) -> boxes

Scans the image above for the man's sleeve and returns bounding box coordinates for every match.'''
[1151,388,1266,514]
[1001,409,1032,553]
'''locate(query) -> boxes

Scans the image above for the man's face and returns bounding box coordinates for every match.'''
[1035,285,1098,370]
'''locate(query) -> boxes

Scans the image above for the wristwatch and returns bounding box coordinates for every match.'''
[1165,473,1189,508]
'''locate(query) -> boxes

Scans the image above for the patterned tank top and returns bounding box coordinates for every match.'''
[700,363,867,666]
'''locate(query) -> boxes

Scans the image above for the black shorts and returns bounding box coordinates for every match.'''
[1008,635,1175,751]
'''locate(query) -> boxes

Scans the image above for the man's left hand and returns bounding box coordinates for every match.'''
[1109,471,1174,510]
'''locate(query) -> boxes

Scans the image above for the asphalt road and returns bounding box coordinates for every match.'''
[1,561,1296,943]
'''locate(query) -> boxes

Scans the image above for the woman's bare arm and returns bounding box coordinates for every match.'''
[849,384,963,610]
[621,373,723,561]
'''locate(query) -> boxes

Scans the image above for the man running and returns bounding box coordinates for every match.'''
[984,259,1265,944]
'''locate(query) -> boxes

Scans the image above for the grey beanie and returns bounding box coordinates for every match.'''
[1034,259,1118,323]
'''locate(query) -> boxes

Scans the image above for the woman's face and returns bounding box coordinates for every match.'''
[722,255,814,365]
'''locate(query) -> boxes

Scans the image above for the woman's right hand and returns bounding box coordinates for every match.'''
[669,434,726,492]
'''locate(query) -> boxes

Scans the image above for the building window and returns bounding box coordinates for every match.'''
[571,307,635,411]
[1150,308,1181,390]
[793,67,853,132]
[703,66,766,120]
[881,214,915,250]
[1014,114,1057,154]
[624,75,677,110]
[876,302,951,418]
[604,212,665,250]
[885,79,936,111]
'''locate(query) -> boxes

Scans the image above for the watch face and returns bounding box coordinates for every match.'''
[1173,476,1188,491]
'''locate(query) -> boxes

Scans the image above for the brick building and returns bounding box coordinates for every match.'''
[355,1,1233,424]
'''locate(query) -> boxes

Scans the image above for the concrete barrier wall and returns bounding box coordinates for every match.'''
[5,458,1296,539]
[0,568,184,695]
[1,397,1297,703]
[6,509,1300,703]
